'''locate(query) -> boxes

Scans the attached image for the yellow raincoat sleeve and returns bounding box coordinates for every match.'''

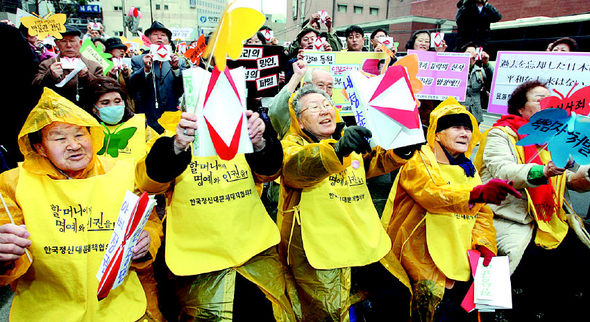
[470,204,497,253]
[0,168,32,285]
[364,146,409,180]
[281,134,350,189]
[399,149,474,215]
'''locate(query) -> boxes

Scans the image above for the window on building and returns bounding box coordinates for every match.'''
[114,31,123,36]
[113,6,122,11]
[354,6,363,14]
[156,4,161,10]
[337,4,347,13]
[164,5,169,10]
[370,7,378,16]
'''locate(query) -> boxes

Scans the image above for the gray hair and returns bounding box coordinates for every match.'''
[302,68,329,85]
[292,84,332,118]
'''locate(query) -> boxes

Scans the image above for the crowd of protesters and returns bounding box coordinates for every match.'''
[0,2,588,321]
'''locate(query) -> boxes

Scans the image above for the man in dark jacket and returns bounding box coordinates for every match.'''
[129,21,186,133]
[455,0,502,50]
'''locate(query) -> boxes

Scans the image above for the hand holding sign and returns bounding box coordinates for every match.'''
[517,108,590,167]
[151,44,172,62]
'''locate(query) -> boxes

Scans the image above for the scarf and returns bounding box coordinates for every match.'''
[494,114,558,222]
[440,145,475,177]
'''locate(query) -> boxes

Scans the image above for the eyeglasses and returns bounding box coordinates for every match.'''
[301,101,333,113]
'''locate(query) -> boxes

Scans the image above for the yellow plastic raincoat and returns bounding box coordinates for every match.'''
[278,95,411,321]
[0,88,162,321]
[381,97,497,322]
[135,116,297,321]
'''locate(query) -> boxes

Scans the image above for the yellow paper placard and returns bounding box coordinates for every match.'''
[20,13,66,40]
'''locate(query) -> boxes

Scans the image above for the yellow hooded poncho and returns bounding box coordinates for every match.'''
[381,97,496,321]
[0,87,161,293]
[277,91,411,321]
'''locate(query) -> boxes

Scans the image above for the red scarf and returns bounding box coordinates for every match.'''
[494,115,558,222]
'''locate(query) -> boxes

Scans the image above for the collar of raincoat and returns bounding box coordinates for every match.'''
[287,92,344,143]
[427,96,481,158]
[17,87,105,179]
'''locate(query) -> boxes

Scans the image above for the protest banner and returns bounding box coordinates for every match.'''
[80,39,114,75]
[408,49,470,101]
[302,51,390,116]
[226,45,287,98]
[489,51,590,114]
[170,27,196,41]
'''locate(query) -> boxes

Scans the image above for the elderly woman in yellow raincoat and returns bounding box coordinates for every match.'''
[382,97,520,321]
[0,88,162,321]
[135,106,297,320]
[279,84,418,321]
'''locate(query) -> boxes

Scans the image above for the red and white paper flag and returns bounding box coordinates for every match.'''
[96,191,156,300]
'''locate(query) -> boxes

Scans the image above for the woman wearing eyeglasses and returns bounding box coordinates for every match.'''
[277,84,419,321]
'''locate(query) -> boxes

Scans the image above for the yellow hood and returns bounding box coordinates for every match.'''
[427,97,481,157]
[17,88,105,177]
[286,92,343,142]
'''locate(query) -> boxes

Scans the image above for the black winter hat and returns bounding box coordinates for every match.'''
[104,37,127,52]
[145,21,172,41]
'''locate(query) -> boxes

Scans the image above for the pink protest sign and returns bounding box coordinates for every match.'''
[408,50,470,101]
[488,51,590,114]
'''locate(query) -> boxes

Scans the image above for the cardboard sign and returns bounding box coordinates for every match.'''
[80,39,114,75]
[431,32,444,48]
[302,51,390,116]
[151,44,172,61]
[112,57,131,71]
[261,29,273,43]
[20,13,66,40]
[317,10,328,23]
[540,84,590,116]
[407,50,470,101]
[313,38,325,51]
[170,27,195,41]
[226,45,287,98]
[489,51,590,114]
[343,65,424,149]
[97,191,156,300]
[182,67,253,160]
[517,108,590,168]
[184,35,207,65]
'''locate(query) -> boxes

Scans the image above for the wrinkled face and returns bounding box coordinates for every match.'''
[34,122,93,176]
[552,43,570,52]
[298,93,336,140]
[56,35,82,58]
[347,31,364,51]
[312,70,334,97]
[299,31,317,50]
[413,33,430,51]
[436,125,473,157]
[518,86,551,121]
[110,48,126,58]
[89,30,101,38]
[149,30,169,45]
[371,31,387,49]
